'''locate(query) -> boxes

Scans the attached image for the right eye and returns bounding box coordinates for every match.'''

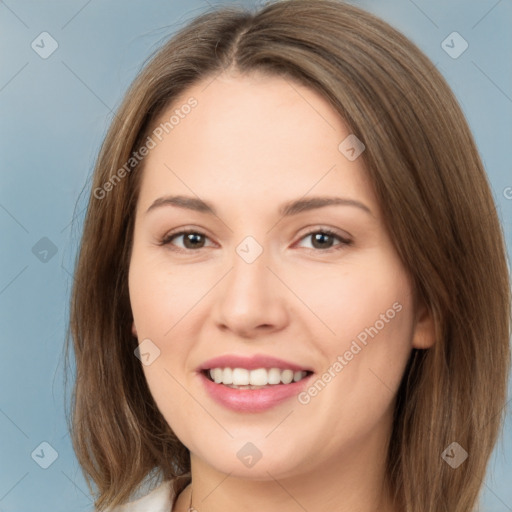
[159,230,215,251]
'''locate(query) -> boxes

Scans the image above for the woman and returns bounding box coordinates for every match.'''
[67,1,511,511]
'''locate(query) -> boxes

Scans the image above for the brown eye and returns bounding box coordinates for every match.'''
[310,232,336,249]
[161,231,212,250]
[297,229,352,251]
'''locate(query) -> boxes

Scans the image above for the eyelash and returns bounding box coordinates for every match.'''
[158,227,352,254]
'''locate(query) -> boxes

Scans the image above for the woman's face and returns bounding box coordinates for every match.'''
[128,72,433,480]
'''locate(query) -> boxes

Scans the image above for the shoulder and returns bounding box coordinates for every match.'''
[106,480,175,512]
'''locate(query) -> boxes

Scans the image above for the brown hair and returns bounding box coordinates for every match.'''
[66,1,511,511]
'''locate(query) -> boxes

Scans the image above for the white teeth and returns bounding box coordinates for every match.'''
[249,368,268,386]
[208,367,309,387]
[268,368,281,385]
[232,368,250,386]
[212,368,223,384]
[281,369,294,384]
[222,367,233,385]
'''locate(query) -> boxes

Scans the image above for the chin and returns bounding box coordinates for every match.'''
[188,436,312,480]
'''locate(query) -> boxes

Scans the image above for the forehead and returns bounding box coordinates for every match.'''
[136,72,376,214]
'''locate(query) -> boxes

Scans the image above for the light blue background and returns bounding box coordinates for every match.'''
[1,1,511,511]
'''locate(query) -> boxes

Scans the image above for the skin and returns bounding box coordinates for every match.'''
[128,71,435,512]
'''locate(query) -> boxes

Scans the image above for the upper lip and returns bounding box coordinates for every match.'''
[198,354,313,373]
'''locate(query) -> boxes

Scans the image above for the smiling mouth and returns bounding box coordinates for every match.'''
[202,367,314,389]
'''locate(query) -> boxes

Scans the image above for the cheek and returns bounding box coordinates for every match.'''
[289,251,414,350]
[128,250,196,337]
[316,261,414,422]
[298,250,415,405]
[129,253,205,427]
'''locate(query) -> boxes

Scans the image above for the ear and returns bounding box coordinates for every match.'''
[411,300,436,349]
[131,321,138,338]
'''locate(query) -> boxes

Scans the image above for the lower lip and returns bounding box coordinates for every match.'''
[199,372,313,413]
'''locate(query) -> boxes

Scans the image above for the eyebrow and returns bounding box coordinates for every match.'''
[145,194,372,217]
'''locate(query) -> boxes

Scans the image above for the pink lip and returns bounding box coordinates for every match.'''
[197,354,314,413]
[198,354,312,372]
[199,372,313,413]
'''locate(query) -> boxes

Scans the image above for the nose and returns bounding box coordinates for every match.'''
[213,246,289,339]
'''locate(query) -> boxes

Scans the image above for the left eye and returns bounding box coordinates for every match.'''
[160,229,351,252]
[296,230,351,251]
